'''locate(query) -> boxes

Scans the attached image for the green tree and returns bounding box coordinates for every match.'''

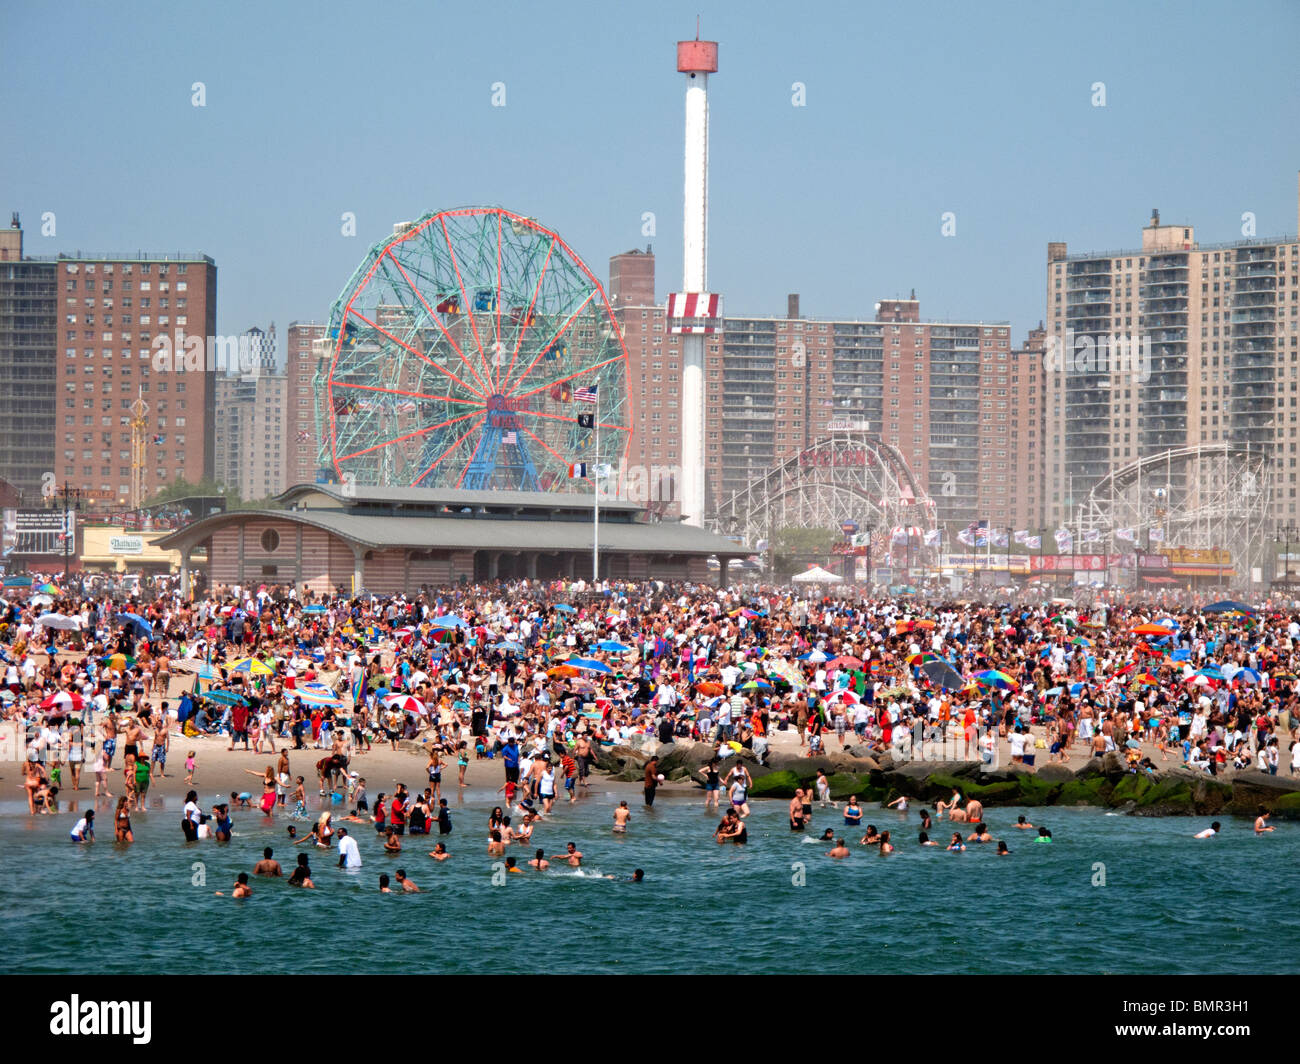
[771,526,839,578]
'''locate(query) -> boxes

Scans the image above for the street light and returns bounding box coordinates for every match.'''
[55,484,83,584]
[1275,524,1299,585]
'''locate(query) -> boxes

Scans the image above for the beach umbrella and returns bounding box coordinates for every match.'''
[302,604,328,614]
[29,594,53,607]
[1134,672,1159,686]
[595,640,633,653]
[1203,600,1254,614]
[37,612,82,631]
[100,653,132,670]
[552,604,577,614]
[40,690,84,712]
[879,685,909,698]
[430,613,468,629]
[695,681,725,696]
[1070,636,1093,647]
[906,652,940,665]
[568,657,614,674]
[1043,686,1064,697]
[824,689,861,705]
[1131,623,1174,637]
[383,693,427,717]
[230,657,275,676]
[293,689,345,708]
[1069,682,1087,695]
[1196,666,1225,680]
[827,655,863,669]
[920,659,965,691]
[973,669,1019,690]
[200,689,248,706]
[740,679,772,691]
[494,640,526,654]
[1170,648,1191,662]
[703,696,725,709]
[1235,667,1262,684]
[547,664,579,678]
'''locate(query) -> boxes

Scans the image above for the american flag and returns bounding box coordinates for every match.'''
[574,385,597,404]
[296,430,311,442]
[502,430,517,445]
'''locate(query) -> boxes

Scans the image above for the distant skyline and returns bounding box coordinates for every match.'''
[4,0,1298,353]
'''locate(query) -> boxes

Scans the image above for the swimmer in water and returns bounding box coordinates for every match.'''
[919,809,932,830]
[528,848,549,870]
[428,842,450,861]
[487,830,505,857]
[886,795,909,813]
[1194,821,1221,839]
[504,856,523,874]
[996,840,1011,856]
[378,874,392,893]
[1015,815,1034,830]
[550,842,583,866]
[878,830,893,855]
[602,869,645,882]
[947,832,966,852]
[827,838,851,858]
[613,801,631,833]
[859,824,880,846]
[394,869,419,892]
[1254,807,1274,835]
[918,831,937,846]
[1034,826,1053,843]
[967,822,993,844]
[843,797,863,827]
[216,872,253,897]
[818,828,835,842]
[252,847,283,877]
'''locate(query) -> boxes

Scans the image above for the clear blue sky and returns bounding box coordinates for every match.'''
[4,0,1298,350]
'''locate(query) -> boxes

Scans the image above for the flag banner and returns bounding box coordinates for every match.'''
[1082,529,1101,543]
[574,386,597,404]
[957,529,975,547]
[1013,529,1029,545]
[502,431,517,445]
[568,462,588,478]
[576,413,594,429]
[1025,535,1042,549]
[1054,528,1073,551]
[1148,527,1165,542]
[991,530,1009,547]
[923,528,942,547]
[296,430,312,442]
[1115,527,1136,542]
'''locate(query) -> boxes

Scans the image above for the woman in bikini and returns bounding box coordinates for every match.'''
[114,795,134,842]
[245,765,278,816]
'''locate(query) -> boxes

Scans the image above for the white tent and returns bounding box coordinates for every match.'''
[791,565,843,584]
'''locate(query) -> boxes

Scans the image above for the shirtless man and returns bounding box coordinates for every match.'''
[528,848,550,870]
[393,869,419,892]
[574,734,592,786]
[612,801,631,833]
[102,712,118,767]
[428,842,450,860]
[151,716,169,777]
[121,716,146,767]
[550,841,583,866]
[252,847,284,877]
[827,837,851,858]
[965,798,984,824]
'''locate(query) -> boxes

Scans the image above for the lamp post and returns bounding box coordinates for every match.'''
[56,484,83,584]
[1276,524,1299,586]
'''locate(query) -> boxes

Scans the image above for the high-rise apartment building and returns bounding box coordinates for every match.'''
[52,251,216,505]
[1044,176,1300,527]
[0,215,56,502]
[284,321,326,487]
[610,250,1027,529]
[214,370,288,500]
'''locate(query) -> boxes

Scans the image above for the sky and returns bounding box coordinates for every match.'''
[4,0,1298,357]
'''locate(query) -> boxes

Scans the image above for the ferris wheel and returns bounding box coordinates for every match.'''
[315,207,631,493]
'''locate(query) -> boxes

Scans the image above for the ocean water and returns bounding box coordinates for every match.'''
[2,789,1295,975]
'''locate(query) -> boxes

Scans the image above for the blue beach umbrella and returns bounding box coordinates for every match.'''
[567,658,613,674]
[595,640,632,653]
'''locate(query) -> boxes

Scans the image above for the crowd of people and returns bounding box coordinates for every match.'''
[7,579,1300,868]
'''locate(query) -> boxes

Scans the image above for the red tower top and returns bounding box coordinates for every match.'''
[677,39,718,74]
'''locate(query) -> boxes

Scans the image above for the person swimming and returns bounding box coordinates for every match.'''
[1034,826,1053,843]
[843,797,863,827]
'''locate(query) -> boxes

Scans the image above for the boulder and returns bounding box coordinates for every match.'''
[748,770,802,799]
[1227,769,1300,817]
[1034,763,1074,783]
